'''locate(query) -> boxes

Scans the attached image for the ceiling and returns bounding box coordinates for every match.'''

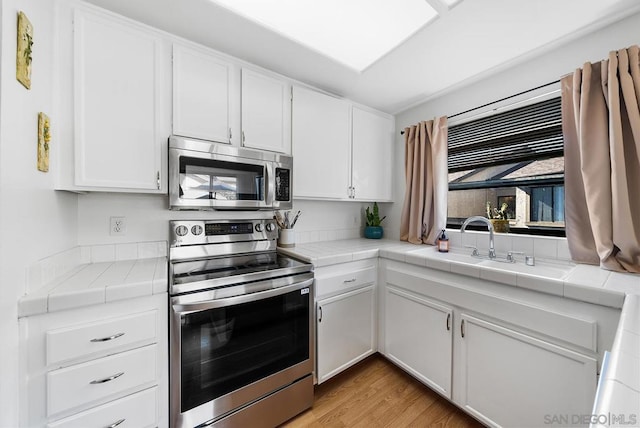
[84,0,640,114]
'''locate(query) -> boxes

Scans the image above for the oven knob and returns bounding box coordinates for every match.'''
[255,223,264,232]
[265,222,275,232]
[175,225,189,237]
[191,225,203,235]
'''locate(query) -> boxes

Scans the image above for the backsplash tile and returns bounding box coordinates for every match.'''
[533,238,558,260]
[90,245,116,263]
[511,236,534,255]
[26,241,168,295]
[557,239,571,261]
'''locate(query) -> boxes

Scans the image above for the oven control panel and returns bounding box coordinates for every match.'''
[170,219,277,247]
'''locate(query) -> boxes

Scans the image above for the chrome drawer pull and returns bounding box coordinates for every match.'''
[106,419,126,428]
[90,332,125,343]
[90,372,124,385]
[343,278,356,283]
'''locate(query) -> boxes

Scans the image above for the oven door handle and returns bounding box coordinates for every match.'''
[172,277,313,314]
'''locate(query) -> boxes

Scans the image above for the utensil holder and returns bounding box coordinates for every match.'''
[278,229,295,248]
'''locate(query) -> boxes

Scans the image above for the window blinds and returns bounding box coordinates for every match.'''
[447,97,563,173]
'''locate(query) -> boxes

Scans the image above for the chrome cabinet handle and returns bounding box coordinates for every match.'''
[318,306,322,323]
[343,278,356,283]
[242,130,246,143]
[156,171,160,190]
[228,128,232,141]
[461,319,465,338]
[90,332,125,343]
[90,372,124,385]
[106,419,126,428]
[446,313,451,331]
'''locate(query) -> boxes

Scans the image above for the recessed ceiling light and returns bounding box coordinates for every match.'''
[209,0,439,72]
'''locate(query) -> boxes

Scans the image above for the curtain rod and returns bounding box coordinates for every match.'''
[400,79,561,135]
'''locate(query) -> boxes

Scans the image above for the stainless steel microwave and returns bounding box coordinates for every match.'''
[169,136,292,210]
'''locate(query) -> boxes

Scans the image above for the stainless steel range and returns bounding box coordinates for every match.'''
[169,219,314,428]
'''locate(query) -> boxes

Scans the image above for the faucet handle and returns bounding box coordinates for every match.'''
[464,245,479,256]
[507,251,524,262]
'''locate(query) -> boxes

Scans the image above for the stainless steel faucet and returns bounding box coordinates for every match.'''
[461,216,496,259]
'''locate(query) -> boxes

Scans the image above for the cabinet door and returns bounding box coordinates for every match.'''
[241,69,291,154]
[173,44,237,144]
[384,286,453,398]
[352,107,394,202]
[317,285,375,383]
[292,86,351,199]
[74,10,165,190]
[454,314,597,428]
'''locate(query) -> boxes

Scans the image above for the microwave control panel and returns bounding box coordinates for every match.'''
[275,168,290,202]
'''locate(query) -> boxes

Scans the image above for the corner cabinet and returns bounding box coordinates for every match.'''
[241,69,291,154]
[292,86,352,199]
[378,260,618,428]
[315,260,377,384]
[455,313,597,427]
[172,43,239,144]
[292,86,394,201]
[55,3,171,192]
[351,107,394,201]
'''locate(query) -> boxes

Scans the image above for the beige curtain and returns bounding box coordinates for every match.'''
[400,117,448,245]
[561,45,640,273]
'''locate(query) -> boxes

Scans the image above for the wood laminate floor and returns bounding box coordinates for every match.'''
[281,354,485,428]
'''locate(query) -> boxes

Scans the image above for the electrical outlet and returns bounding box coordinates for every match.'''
[110,216,126,236]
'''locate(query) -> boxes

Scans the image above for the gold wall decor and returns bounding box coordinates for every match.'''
[38,113,51,172]
[17,11,34,89]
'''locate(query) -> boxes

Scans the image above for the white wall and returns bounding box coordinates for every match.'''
[0,1,78,426]
[77,193,374,245]
[386,11,640,240]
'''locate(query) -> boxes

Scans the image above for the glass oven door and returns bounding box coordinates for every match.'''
[170,276,314,428]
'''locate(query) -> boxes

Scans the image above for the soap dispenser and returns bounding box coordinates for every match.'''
[437,229,449,253]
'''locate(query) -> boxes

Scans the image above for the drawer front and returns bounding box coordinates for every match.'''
[47,386,158,428]
[47,344,157,416]
[47,310,157,366]
[315,265,376,299]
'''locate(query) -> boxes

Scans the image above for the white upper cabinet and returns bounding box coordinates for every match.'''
[241,69,291,154]
[172,44,239,144]
[352,107,394,202]
[292,86,394,201]
[65,6,170,192]
[292,86,351,199]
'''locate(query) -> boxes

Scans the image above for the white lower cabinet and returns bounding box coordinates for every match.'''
[378,259,617,428]
[385,286,452,398]
[455,314,597,428]
[317,285,375,383]
[19,295,168,428]
[47,387,158,428]
[314,259,377,384]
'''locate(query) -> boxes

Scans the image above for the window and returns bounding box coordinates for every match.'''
[447,96,565,235]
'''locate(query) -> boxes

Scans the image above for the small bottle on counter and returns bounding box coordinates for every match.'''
[437,229,449,253]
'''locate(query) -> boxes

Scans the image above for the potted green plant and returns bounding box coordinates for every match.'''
[486,201,510,233]
[365,202,386,239]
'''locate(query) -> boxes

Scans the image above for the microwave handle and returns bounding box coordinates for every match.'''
[265,162,274,206]
[172,277,313,314]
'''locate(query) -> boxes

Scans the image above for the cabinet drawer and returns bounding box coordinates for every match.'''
[47,344,157,416]
[315,265,376,299]
[47,386,158,428]
[47,310,157,366]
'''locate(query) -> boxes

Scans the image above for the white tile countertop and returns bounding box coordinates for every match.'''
[18,241,168,317]
[279,238,640,422]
